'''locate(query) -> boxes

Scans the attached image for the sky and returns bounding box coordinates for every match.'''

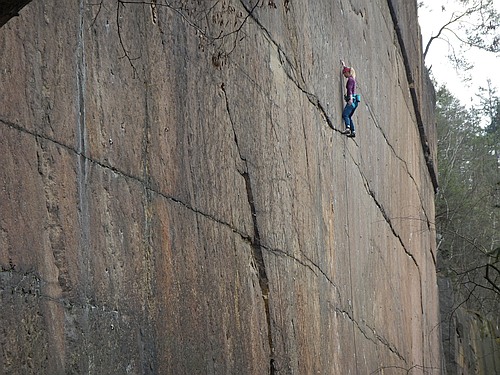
[417,0,500,108]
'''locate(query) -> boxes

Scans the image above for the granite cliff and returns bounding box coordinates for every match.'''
[0,1,441,374]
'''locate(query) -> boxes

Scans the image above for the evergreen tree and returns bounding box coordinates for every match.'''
[436,85,500,320]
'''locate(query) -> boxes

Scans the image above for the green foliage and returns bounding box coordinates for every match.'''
[435,85,500,318]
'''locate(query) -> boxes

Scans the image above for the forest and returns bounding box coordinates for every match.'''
[435,82,500,371]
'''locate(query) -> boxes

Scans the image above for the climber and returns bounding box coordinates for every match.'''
[340,60,360,138]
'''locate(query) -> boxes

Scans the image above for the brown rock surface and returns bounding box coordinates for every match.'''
[1,1,441,374]
[0,0,31,28]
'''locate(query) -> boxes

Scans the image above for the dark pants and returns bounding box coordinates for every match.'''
[342,101,358,132]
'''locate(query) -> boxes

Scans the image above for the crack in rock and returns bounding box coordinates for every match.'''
[239,0,338,133]
[0,117,251,245]
[262,244,342,302]
[235,3,429,348]
[1,2,437,372]
[220,81,276,374]
[336,307,407,363]
[385,0,438,193]
[345,147,425,315]
[361,93,432,230]
[239,1,435,243]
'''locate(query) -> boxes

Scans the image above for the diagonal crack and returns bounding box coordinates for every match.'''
[0,116,251,248]
[336,307,407,363]
[261,244,342,302]
[344,146,425,315]
[3,3,435,370]
[239,0,339,133]
[227,8,424,359]
[239,1,434,245]
[243,1,435,246]
[359,86,433,237]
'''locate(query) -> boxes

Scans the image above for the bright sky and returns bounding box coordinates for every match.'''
[417,0,500,108]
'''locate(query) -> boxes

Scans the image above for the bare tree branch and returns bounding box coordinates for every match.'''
[90,0,261,74]
[422,0,500,69]
[116,0,140,77]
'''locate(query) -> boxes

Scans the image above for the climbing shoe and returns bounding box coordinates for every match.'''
[343,128,351,135]
[347,132,356,138]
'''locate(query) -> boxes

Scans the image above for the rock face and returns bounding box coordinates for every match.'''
[0,1,440,374]
[0,0,31,28]
[439,278,500,374]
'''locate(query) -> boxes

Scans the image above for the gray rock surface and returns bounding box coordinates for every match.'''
[1,1,441,374]
[0,0,31,28]
[439,277,500,374]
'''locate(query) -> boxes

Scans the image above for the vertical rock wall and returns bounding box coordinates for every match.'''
[439,277,500,374]
[0,1,440,374]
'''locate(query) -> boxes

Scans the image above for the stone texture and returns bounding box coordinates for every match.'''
[438,277,500,374]
[0,0,31,28]
[1,1,441,374]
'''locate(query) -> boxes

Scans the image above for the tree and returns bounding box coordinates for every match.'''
[420,0,500,71]
[435,85,500,320]
[480,81,500,161]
